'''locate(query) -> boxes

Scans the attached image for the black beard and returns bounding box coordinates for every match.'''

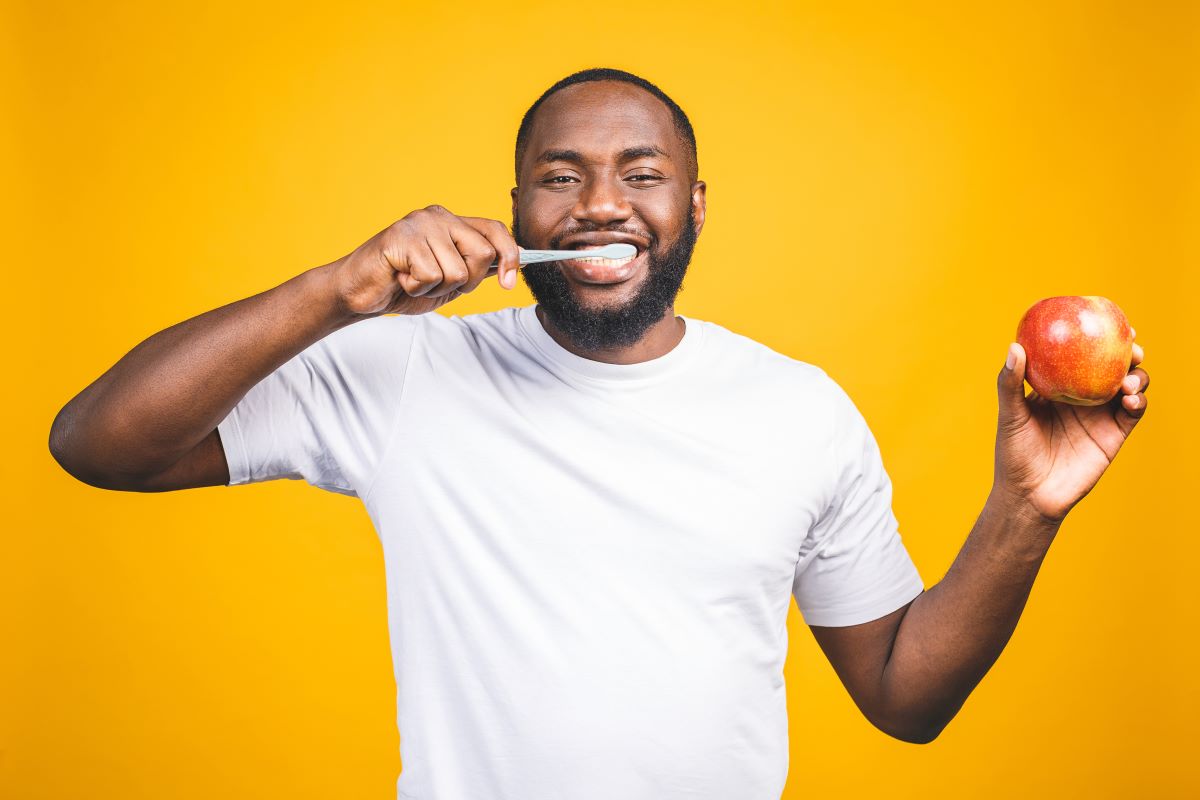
[511,208,697,351]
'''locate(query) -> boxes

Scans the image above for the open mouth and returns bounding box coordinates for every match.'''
[560,243,645,285]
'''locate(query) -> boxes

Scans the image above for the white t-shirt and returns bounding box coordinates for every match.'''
[217,304,925,800]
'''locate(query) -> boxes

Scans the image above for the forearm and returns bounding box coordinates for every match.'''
[50,263,355,481]
[878,489,1062,741]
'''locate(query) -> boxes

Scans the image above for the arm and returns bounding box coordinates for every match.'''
[48,207,520,491]
[48,265,356,491]
[810,340,1150,743]
[811,491,1057,743]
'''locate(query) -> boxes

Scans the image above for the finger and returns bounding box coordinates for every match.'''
[1120,391,1147,421]
[1121,367,1149,395]
[463,217,521,290]
[444,221,499,295]
[399,242,442,297]
[1131,342,1144,367]
[424,233,472,298]
[998,343,1030,427]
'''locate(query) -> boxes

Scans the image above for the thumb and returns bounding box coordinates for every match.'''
[997,342,1029,426]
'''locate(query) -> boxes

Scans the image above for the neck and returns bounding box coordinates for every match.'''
[534,305,685,365]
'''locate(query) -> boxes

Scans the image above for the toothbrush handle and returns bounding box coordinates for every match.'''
[488,249,576,269]
[520,249,581,265]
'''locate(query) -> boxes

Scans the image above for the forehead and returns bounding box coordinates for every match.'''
[522,81,680,168]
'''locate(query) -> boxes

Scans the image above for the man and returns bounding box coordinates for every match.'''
[49,68,1149,799]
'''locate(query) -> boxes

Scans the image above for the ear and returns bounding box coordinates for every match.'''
[691,181,707,238]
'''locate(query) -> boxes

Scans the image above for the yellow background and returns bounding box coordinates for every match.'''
[5,1,1197,797]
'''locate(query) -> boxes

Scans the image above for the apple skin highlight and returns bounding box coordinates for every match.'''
[1015,296,1134,406]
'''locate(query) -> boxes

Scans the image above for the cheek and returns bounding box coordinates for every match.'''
[638,202,685,243]
[521,195,574,237]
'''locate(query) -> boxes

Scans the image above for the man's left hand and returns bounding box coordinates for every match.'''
[993,337,1148,524]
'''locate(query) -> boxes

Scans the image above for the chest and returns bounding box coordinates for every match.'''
[366,362,832,603]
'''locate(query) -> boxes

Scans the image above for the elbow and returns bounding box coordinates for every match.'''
[48,432,106,489]
[871,709,952,745]
[48,407,83,480]
[884,722,944,745]
[48,408,143,491]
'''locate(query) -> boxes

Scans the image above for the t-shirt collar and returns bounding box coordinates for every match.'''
[517,304,704,384]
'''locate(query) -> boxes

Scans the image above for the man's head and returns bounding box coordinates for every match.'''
[511,68,706,351]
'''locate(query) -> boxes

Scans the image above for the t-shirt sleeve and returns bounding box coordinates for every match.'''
[215,314,420,498]
[792,377,925,627]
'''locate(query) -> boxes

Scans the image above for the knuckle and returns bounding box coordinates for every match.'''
[410,264,437,284]
[492,243,515,263]
[460,243,496,267]
[393,215,424,236]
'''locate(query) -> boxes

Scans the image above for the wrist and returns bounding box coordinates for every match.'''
[987,484,1065,539]
[305,261,366,332]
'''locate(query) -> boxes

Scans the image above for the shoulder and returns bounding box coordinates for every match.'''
[418,306,529,363]
[689,317,875,442]
[314,313,422,352]
[315,306,520,354]
[690,316,841,400]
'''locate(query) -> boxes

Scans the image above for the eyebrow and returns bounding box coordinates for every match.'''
[618,145,670,161]
[534,145,671,166]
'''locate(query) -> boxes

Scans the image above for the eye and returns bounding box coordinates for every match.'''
[542,174,579,185]
[626,173,664,184]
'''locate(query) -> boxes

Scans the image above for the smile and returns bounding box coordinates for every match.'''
[561,245,645,284]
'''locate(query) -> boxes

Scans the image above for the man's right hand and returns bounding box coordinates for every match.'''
[329,205,522,318]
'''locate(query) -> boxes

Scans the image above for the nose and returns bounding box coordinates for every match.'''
[572,173,632,227]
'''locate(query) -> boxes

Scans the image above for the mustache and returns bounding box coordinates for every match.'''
[548,224,654,250]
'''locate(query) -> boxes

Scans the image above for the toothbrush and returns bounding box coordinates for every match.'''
[493,243,637,268]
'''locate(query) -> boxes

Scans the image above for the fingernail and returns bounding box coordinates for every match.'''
[1005,345,1017,371]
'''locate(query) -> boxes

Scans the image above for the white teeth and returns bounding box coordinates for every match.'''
[573,255,635,266]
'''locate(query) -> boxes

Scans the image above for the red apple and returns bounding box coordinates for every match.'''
[1015,296,1134,405]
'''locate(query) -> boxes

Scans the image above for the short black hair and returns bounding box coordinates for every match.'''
[514,67,698,183]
